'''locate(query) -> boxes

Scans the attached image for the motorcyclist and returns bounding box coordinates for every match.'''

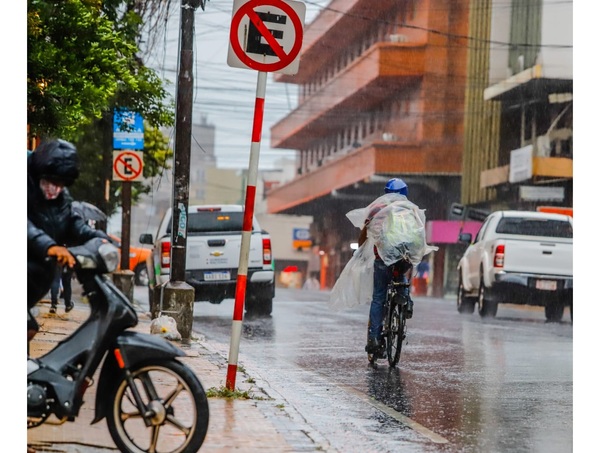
[27,139,109,346]
[360,178,415,356]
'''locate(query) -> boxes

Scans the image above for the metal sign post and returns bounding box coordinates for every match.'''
[226,70,267,390]
[225,0,305,390]
[113,109,144,272]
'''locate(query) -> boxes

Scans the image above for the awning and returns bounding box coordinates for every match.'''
[484,65,572,103]
[426,221,482,244]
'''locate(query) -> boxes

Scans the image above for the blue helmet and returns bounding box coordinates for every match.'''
[384,178,408,196]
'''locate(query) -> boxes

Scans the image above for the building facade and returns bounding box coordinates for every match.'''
[461,0,573,211]
[266,0,471,295]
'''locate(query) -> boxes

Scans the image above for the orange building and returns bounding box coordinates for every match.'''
[266,0,471,294]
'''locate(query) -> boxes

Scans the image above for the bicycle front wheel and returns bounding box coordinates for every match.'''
[387,298,406,367]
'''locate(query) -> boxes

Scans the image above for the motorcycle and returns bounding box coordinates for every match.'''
[27,238,209,453]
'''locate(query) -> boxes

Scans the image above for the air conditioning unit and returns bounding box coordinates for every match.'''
[382,132,398,142]
[536,135,551,158]
[389,34,409,43]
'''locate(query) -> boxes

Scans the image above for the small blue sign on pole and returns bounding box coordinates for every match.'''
[113,108,144,150]
[292,227,312,249]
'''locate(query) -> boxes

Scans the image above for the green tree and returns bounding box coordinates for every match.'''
[71,120,172,216]
[28,0,176,214]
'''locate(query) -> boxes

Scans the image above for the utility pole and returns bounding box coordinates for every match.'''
[170,0,204,281]
[163,0,205,343]
[120,182,131,271]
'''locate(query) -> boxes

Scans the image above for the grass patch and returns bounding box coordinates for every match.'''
[205,385,272,401]
[206,385,252,399]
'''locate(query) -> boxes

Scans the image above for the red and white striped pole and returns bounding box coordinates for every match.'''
[226,70,268,390]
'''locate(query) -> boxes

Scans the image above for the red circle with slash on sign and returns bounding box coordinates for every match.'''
[113,151,143,181]
[230,0,303,73]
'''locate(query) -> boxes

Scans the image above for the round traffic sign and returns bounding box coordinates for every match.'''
[113,151,143,181]
[229,0,304,73]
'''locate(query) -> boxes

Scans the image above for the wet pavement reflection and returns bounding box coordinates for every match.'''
[190,288,572,452]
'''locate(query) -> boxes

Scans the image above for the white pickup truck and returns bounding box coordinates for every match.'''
[456,210,573,322]
[140,204,275,316]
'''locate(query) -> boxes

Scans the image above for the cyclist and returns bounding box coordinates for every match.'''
[360,178,415,357]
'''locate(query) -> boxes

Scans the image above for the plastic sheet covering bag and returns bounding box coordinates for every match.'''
[329,237,375,310]
[365,194,438,267]
[329,194,438,311]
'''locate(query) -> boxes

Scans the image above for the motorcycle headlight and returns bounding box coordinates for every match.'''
[98,242,120,272]
[76,255,98,269]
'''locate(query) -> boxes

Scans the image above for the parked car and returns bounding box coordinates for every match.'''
[139,204,275,316]
[108,234,151,286]
[456,210,573,322]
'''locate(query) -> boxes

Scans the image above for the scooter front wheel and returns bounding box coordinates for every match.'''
[106,360,209,453]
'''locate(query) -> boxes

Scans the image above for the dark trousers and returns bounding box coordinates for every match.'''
[50,265,73,306]
[27,258,56,332]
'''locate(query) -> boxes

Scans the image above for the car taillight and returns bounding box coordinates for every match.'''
[161,241,171,268]
[262,238,272,265]
[493,244,505,268]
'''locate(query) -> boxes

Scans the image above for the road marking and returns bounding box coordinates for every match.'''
[338,384,449,444]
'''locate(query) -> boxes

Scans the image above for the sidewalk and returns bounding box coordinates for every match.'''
[27,291,320,452]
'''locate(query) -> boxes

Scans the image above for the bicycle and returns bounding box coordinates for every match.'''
[367,259,413,367]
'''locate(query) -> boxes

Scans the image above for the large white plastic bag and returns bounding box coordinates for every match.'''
[345,193,409,229]
[368,199,437,266]
[330,193,438,310]
[329,238,375,310]
[346,193,438,267]
[150,315,182,341]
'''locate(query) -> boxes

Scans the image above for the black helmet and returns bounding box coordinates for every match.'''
[384,178,408,196]
[30,139,80,186]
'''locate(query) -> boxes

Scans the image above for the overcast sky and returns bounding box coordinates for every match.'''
[142,0,330,170]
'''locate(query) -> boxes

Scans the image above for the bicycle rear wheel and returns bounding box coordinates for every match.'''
[387,297,406,367]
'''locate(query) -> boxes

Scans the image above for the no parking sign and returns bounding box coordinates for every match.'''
[227,0,306,75]
[112,150,144,182]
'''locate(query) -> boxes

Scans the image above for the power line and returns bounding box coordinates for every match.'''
[146,0,572,170]
[302,0,572,49]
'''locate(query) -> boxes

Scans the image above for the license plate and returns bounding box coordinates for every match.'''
[536,279,557,291]
[204,271,230,281]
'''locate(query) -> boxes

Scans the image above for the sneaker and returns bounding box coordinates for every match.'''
[405,298,414,319]
[365,337,380,354]
[65,300,74,313]
[49,305,57,315]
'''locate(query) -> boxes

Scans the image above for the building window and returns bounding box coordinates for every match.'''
[509,0,542,74]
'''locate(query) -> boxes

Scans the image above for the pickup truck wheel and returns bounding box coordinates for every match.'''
[457,275,475,314]
[477,278,497,318]
[246,285,274,316]
[570,303,573,322]
[134,263,149,286]
[545,300,565,322]
[246,296,273,317]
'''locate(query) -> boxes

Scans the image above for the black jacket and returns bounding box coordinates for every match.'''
[27,153,107,261]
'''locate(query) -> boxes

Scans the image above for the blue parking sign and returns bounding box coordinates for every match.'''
[113,109,144,150]
[292,228,312,249]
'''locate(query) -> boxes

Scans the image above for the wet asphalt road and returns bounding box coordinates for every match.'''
[138,286,573,453]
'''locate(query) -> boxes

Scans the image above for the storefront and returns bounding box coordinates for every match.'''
[425,220,483,298]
